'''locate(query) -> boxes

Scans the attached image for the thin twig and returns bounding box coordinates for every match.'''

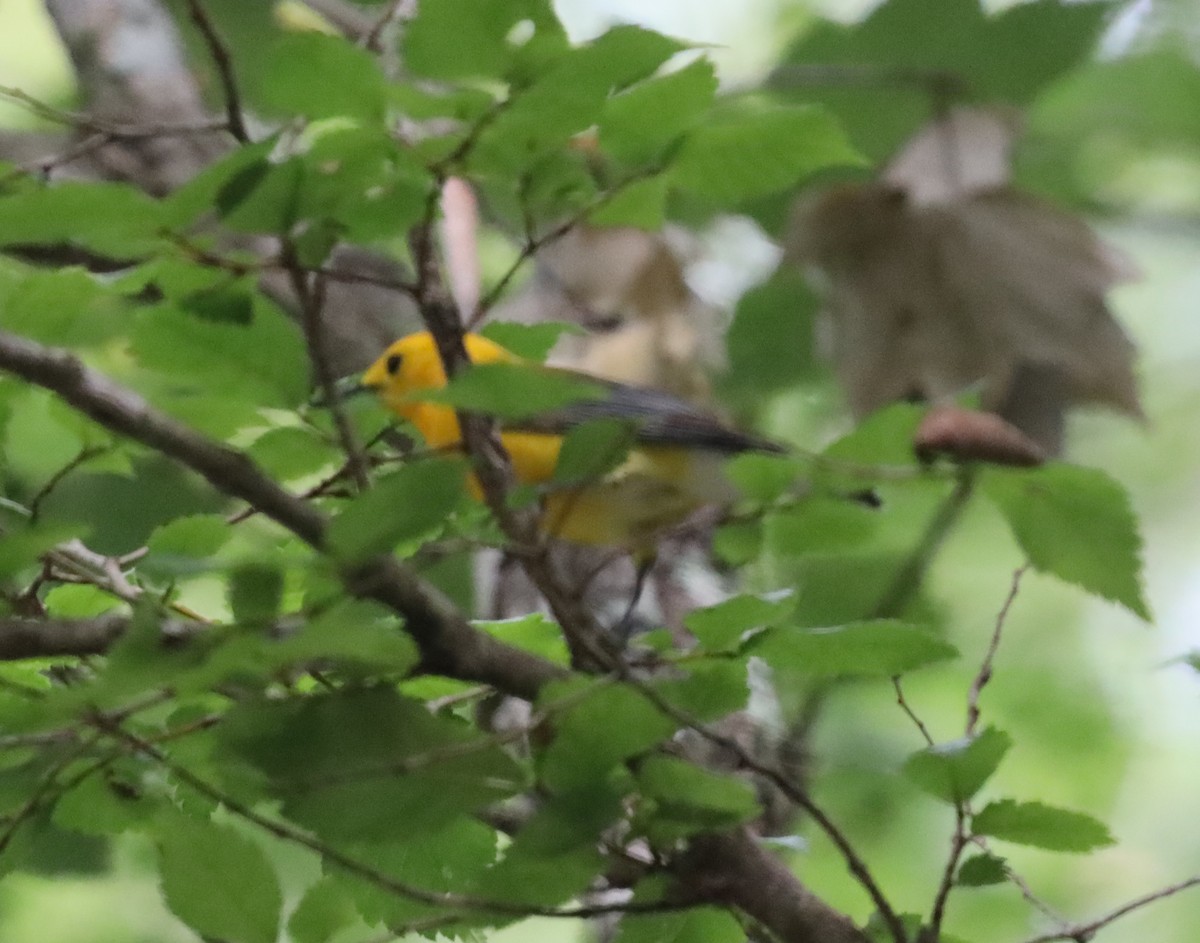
[0,85,226,138]
[892,677,936,747]
[360,0,415,52]
[467,163,666,329]
[1022,875,1200,943]
[283,246,371,492]
[924,564,1029,938]
[926,804,968,939]
[966,564,1027,736]
[181,0,251,143]
[28,446,108,522]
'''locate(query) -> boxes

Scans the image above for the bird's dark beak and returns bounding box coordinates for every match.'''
[309,374,375,408]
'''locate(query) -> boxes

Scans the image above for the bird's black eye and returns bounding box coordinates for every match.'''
[386,353,403,375]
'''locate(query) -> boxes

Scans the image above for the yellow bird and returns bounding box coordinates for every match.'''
[359,332,784,557]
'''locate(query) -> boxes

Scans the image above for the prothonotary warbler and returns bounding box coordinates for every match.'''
[359,332,784,559]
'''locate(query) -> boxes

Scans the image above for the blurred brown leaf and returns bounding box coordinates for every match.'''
[788,106,1142,455]
[494,225,726,400]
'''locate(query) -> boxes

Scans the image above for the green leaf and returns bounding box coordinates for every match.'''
[671,104,862,205]
[0,182,164,256]
[654,661,751,721]
[685,592,795,651]
[335,817,497,928]
[0,268,123,346]
[275,599,417,675]
[42,584,120,618]
[824,403,925,465]
[260,33,386,121]
[600,59,718,162]
[429,362,606,418]
[475,788,619,906]
[725,452,806,504]
[725,269,820,394]
[753,620,957,677]
[288,879,361,943]
[296,126,430,242]
[539,680,678,792]
[479,321,582,360]
[551,419,636,486]
[219,688,526,841]
[635,755,759,831]
[157,814,282,943]
[327,457,466,563]
[162,137,278,227]
[957,852,1008,887]
[903,727,1012,804]
[403,0,567,82]
[228,562,285,625]
[474,25,687,167]
[1031,49,1200,157]
[615,907,745,943]
[972,799,1115,852]
[775,0,1112,161]
[475,612,570,665]
[0,523,84,579]
[131,299,309,410]
[765,498,882,558]
[144,514,232,577]
[214,158,305,234]
[982,464,1150,620]
[247,426,340,480]
[53,772,159,836]
[589,174,671,229]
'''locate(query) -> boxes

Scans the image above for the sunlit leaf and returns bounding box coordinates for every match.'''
[972,799,1114,852]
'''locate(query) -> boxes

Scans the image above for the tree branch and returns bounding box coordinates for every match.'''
[0,615,129,659]
[675,829,868,943]
[181,0,250,143]
[1022,875,1200,943]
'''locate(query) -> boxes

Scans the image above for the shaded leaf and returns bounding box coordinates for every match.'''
[672,104,862,204]
[228,562,285,626]
[157,814,282,943]
[957,852,1008,887]
[635,755,759,831]
[538,680,678,792]
[288,879,361,943]
[327,458,466,564]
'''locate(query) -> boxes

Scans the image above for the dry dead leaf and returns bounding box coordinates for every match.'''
[788,106,1141,455]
